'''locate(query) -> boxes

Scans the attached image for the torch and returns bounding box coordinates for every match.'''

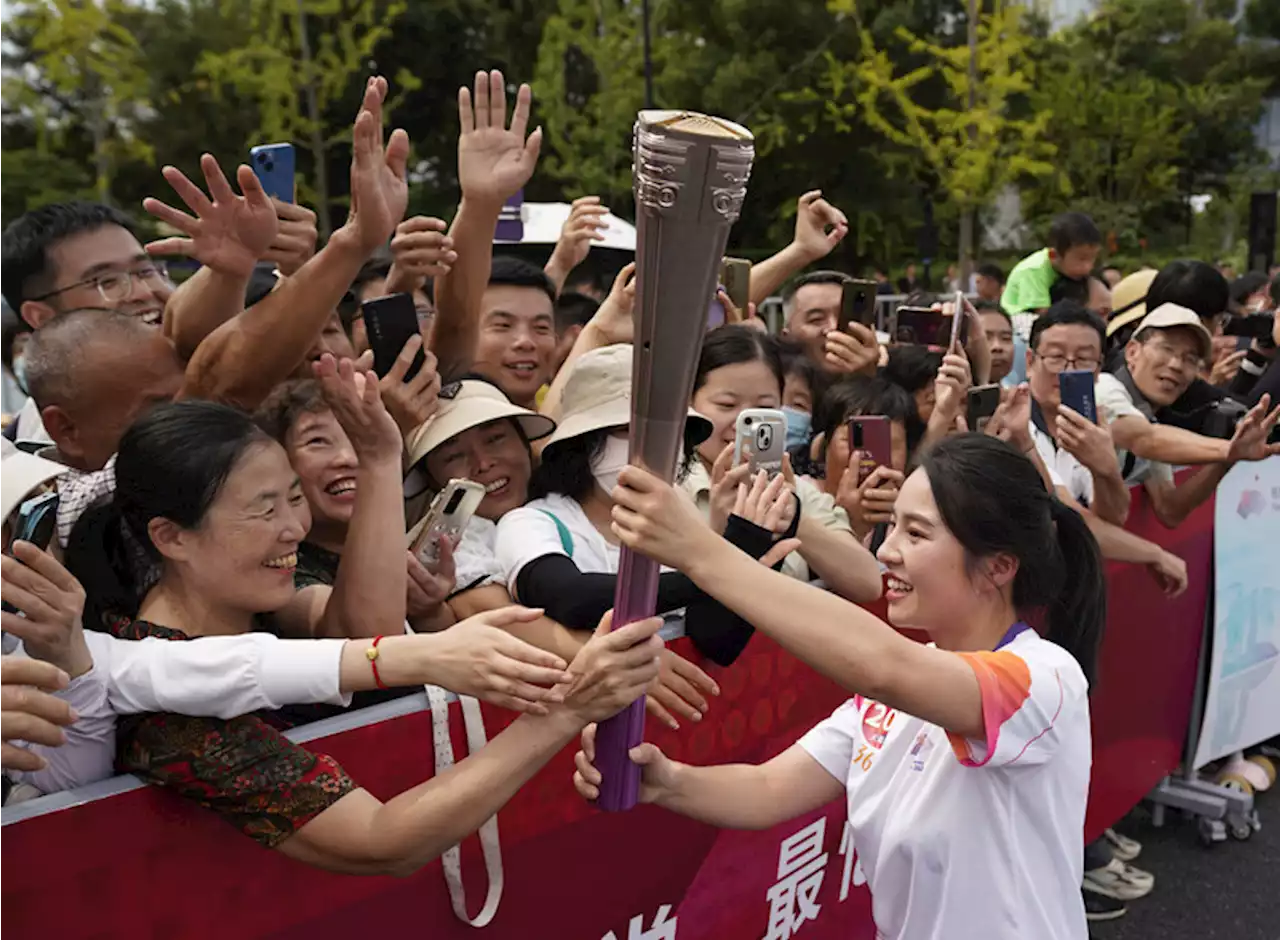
[594,111,755,811]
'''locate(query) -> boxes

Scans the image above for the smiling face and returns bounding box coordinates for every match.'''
[1125,327,1203,407]
[25,224,173,329]
[155,440,312,615]
[423,418,532,521]
[691,359,782,466]
[876,467,982,633]
[472,285,557,408]
[783,282,841,364]
[283,408,358,528]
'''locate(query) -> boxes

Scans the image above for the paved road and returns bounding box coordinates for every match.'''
[1091,794,1280,940]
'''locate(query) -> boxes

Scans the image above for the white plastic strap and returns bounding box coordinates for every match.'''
[426,683,504,927]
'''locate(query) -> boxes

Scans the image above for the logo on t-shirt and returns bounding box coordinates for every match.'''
[861,702,897,750]
[909,730,936,771]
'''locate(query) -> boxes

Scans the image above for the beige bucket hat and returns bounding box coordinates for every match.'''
[406,379,555,469]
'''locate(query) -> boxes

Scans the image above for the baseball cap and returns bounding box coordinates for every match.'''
[1132,303,1214,363]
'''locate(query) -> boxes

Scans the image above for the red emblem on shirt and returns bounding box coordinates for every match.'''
[861,702,897,749]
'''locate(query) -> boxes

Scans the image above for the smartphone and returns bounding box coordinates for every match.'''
[1223,314,1274,339]
[362,292,426,381]
[892,306,950,348]
[966,384,1001,432]
[1058,369,1097,423]
[949,290,969,352]
[2,492,60,614]
[733,408,787,477]
[839,279,879,331]
[408,480,486,572]
[721,258,751,314]
[707,286,726,329]
[849,416,892,484]
[249,143,295,203]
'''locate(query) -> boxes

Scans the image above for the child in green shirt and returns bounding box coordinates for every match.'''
[1002,211,1102,322]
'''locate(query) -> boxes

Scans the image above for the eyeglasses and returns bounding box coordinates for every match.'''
[1032,351,1100,373]
[1143,339,1204,372]
[31,262,171,305]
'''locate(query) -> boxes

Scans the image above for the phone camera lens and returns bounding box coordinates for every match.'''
[264,159,275,171]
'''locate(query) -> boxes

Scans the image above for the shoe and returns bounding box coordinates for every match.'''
[1083,890,1127,922]
[1084,858,1155,901]
[1104,827,1142,862]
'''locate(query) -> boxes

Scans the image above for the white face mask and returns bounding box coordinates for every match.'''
[591,434,631,497]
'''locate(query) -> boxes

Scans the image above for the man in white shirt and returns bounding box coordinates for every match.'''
[1100,303,1280,529]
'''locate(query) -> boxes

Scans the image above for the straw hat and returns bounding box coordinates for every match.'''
[1106,268,1159,337]
[1133,303,1214,363]
[405,380,555,469]
[1,438,66,523]
[540,344,711,458]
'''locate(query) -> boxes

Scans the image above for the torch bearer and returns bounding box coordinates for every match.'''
[594,111,755,811]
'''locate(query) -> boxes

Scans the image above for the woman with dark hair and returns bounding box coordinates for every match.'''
[496,343,792,676]
[579,433,1105,939]
[683,325,882,602]
[63,357,661,873]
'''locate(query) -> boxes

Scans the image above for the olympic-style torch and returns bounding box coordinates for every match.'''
[594,111,755,812]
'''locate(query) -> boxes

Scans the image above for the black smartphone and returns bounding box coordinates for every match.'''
[892,307,950,347]
[362,292,425,381]
[1058,369,1097,423]
[966,384,1001,432]
[840,279,879,331]
[1223,315,1274,339]
[2,491,60,614]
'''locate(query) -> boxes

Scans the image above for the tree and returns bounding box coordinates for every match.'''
[196,0,416,236]
[2,0,152,208]
[823,0,1056,280]
[532,0,699,206]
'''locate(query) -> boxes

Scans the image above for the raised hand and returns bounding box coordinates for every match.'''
[0,542,93,678]
[792,190,849,263]
[1147,549,1188,598]
[429,606,573,714]
[985,384,1034,452]
[1056,405,1120,479]
[589,262,638,346]
[1225,394,1280,463]
[457,69,543,207]
[344,76,411,255]
[612,464,715,572]
[388,216,456,288]
[313,353,402,465]
[406,543,456,624]
[1,656,74,772]
[706,443,753,535]
[931,351,973,429]
[732,470,795,535]
[548,196,609,278]
[645,648,720,731]
[824,322,880,376]
[263,200,319,276]
[143,154,278,278]
[837,464,903,539]
[378,336,442,437]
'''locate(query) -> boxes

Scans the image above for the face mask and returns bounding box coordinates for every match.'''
[782,406,811,451]
[12,355,27,394]
[591,434,631,497]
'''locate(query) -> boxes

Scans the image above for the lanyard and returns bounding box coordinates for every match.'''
[995,621,1031,651]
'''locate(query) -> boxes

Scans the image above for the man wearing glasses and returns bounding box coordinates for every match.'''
[1099,303,1280,529]
[1,202,174,446]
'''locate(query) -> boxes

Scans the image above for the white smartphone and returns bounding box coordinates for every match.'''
[407,479,486,571]
[733,408,787,478]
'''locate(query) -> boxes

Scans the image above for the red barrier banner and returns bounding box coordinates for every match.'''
[1,486,1214,938]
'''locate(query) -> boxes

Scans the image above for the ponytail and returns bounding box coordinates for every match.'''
[1045,499,1106,687]
[65,502,145,631]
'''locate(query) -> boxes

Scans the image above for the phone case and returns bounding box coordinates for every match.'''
[734,408,786,476]
[410,480,486,571]
[1058,369,1098,423]
[840,280,879,331]
[2,492,60,613]
[362,293,425,381]
[892,307,950,347]
[850,416,891,483]
[721,258,751,313]
[249,143,295,203]
[966,384,1001,432]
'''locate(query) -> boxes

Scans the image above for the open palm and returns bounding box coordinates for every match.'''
[143,154,278,278]
[457,69,543,205]
[347,76,411,255]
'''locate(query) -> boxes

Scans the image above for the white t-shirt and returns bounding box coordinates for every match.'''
[1031,419,1092,506]
[496,493,621,593]
[799,628,1090,940]
[452,516,505,592]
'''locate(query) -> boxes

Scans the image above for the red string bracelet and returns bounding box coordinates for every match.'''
[365,635,387,689]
